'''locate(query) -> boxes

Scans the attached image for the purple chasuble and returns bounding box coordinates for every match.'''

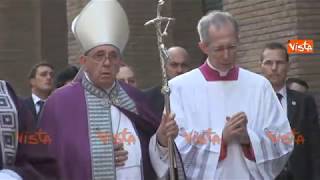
[1,82,59,180]
[39,80,161,180]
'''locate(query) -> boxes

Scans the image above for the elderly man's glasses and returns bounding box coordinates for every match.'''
[87,51,120,63]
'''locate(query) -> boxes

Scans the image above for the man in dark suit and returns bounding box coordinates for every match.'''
[287,77,309,93]
[55,65,79,88]
[260,42,320,180]
[0,80,59,180]
[144,46,190,118]
[24,62,55,123]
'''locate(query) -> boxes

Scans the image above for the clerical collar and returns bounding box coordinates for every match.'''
[199,60,239,81]
[206,60,232,76]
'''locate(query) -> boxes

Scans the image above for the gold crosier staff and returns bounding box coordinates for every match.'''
[144,0,177,179]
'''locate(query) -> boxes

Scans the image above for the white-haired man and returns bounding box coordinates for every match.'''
[168,11,293,179]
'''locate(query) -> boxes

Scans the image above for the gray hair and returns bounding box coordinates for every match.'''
[197,10,239,43]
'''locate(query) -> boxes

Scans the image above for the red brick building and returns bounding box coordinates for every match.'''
[0,0,67,96]
[1,0,319,97]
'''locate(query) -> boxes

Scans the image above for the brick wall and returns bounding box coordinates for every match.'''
[66,0,320,91]
[223,0,320,117]
[122,0,203,88]
[0,0,68,96]
[224,0,320,92]
[66,0,203,88]
[172,0,204,68]
[66,0,161,87]
[293,0,320,92]
[66,0,88,65]
[1,0,318,95]
[119,0,165,88]
[41,0,68,86]
[0,0,42,96]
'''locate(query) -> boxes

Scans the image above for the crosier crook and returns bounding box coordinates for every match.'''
[144,0,177,179]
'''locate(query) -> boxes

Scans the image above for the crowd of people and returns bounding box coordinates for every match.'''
[0,0,319,179]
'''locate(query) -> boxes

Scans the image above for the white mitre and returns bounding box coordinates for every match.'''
[71,0,129,54]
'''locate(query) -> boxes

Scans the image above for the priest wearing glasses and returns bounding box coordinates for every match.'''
[39,0,185,179]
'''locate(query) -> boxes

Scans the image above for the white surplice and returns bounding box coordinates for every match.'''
[111,105,168,180]
[168,66,293,180]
